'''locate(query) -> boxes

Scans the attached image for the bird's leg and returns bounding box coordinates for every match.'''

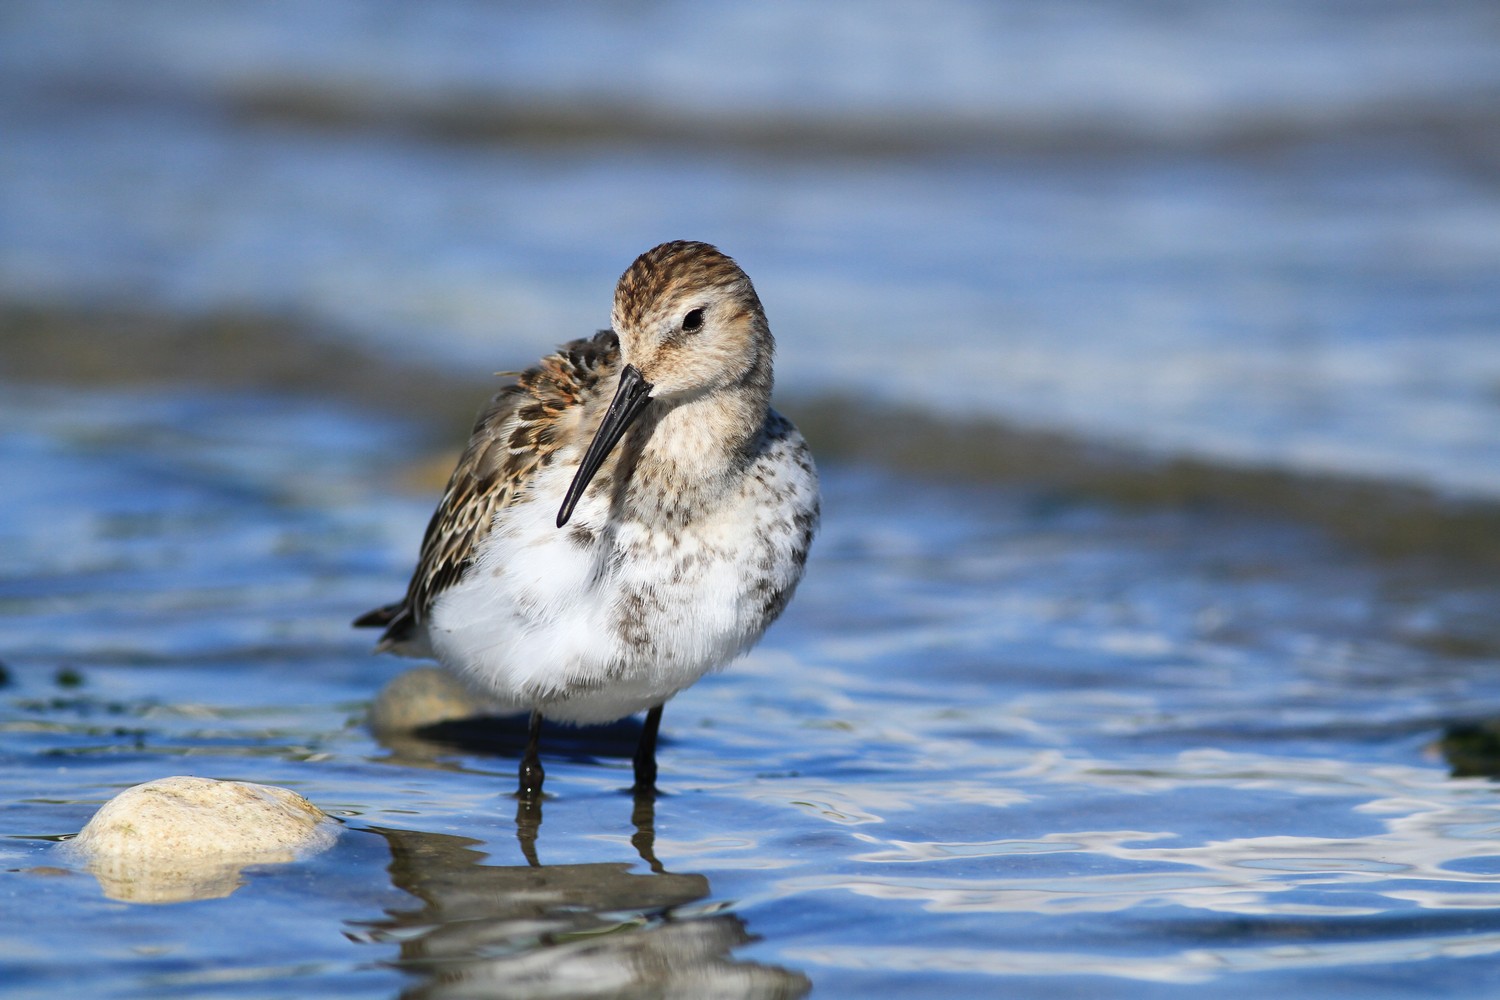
[633,704,663,793]
[518,709,545,800]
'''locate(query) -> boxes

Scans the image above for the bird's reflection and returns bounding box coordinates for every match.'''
[355,794,809,1000]
[360,669,805,996]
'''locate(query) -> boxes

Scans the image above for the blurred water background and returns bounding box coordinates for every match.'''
[4,2,1500,998]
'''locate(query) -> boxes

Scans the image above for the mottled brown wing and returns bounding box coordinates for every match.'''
[355,331,619,648]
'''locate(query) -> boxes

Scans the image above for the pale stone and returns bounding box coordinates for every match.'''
[367,666,499,733]
[63,775,338,903]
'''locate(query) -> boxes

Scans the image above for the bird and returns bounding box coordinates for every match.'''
[355,241,819,799]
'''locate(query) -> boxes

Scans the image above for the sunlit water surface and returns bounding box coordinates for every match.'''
[3,0,1500,494]
[4,3,1500,996]
[5,387,1500,999]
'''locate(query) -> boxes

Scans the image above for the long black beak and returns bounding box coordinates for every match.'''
[557,364,653,528]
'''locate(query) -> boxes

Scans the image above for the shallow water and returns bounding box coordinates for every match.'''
[5,3,1500,996]
[5,383,1500,998]
[3,1,1500,493]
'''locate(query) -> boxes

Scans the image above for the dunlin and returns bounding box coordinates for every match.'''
[357,241,819,798]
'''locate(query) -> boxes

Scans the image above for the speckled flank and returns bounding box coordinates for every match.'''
[354,331,619,651]
[357,241,819,728]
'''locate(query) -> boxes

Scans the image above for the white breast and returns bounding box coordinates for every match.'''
[424,417,818,725]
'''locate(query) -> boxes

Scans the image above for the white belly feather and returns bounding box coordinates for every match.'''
[424,440,813,724]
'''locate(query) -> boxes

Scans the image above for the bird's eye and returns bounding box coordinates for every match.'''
[681,308,705,333]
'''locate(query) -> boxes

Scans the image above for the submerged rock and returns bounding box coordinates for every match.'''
[64,775,339,903]
[367,666,500,734]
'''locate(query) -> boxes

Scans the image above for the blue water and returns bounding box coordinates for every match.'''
[3,0,1499,493]
[4,3,1500,997]
[5,385,1500,997]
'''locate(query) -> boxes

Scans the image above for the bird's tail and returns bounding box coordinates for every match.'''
[352,602,402,629]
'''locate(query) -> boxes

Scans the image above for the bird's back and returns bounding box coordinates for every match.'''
[354,330,620,653]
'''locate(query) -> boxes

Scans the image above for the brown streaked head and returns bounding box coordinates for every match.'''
[609,241,773,399]
[556,241,775,527]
